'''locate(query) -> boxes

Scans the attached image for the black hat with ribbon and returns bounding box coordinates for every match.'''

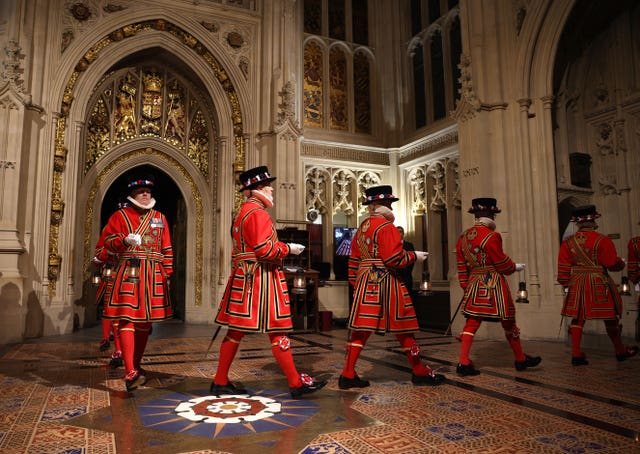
[238,166,277,192]
[127,174,155,194]
[468,197,501,214]
[570,205,601,222]
[363,185,399,205]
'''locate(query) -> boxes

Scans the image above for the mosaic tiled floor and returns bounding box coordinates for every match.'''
[1,322,639,453]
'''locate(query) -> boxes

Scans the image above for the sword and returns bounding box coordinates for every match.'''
[443,296,465,337]
[204,325,222,359]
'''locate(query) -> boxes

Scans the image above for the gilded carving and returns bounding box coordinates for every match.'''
[53,146,68,172]
[114,75,138,141]
[141,70,163,135]
[165,81,186,144]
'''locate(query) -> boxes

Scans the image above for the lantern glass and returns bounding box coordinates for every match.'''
[620,276,631,296]
[125,258,141,283]
[102,265,114,281]
[92,270,102,286]
[516,281,529,303]
[292,270,307,294]
[419,271,432,295]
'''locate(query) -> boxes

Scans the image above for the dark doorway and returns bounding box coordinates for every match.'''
[100,164,187,321]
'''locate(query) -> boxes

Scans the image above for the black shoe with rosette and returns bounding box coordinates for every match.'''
[125,370,146,391]
[290,373,328,398]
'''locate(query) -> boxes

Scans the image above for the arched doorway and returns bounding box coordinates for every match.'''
[99,164,187,321]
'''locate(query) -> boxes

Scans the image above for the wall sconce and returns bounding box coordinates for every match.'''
[125,258,140,283]
[620,276,631,296]
[419,270,432,295]
[292,269,307,295]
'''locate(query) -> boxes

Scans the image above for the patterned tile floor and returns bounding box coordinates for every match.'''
[1,321,639,453]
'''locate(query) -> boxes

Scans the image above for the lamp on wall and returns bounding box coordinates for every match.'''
[620,276,631,296]
[125,258,141,283]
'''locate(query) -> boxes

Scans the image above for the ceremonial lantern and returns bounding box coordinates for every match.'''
[516,280,529,303]
[292,269,307,295]
[125,258,141,283]
[419,270,432,295]
[102,263,114,281]
[91,270,101,286]
[620,276,631,296]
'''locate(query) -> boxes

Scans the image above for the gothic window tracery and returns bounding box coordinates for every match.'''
[409,4,461,129]
[302,1,374,134]
[330,47,348,130]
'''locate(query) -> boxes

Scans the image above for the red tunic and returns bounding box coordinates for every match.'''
[557,228,624,320]
[347,214,419,333]
[628,237,640,284]
[215,196,293,332]
[456,224,516,320]
[102,206,173,322]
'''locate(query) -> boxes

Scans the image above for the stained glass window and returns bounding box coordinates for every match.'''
[304,41,324,127]
[330,47,348,130]
[354,52,371,133]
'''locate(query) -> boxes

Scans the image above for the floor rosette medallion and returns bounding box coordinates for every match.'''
[175,394,281,424]
[137,389,321,438]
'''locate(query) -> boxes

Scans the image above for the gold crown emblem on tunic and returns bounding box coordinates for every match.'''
[143,72,162,93]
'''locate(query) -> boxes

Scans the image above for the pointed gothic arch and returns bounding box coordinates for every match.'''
[79,146,206,313]
[46,18,251,300]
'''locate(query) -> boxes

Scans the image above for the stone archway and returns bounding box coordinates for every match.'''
[48,18,249,299]
[79,147,206,327]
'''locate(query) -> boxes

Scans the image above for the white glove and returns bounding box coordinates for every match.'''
[92,256,104,265]
[288,243,305,255]
[124,233,142,247]
[415,251,428,262]
[515,263,526,271]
